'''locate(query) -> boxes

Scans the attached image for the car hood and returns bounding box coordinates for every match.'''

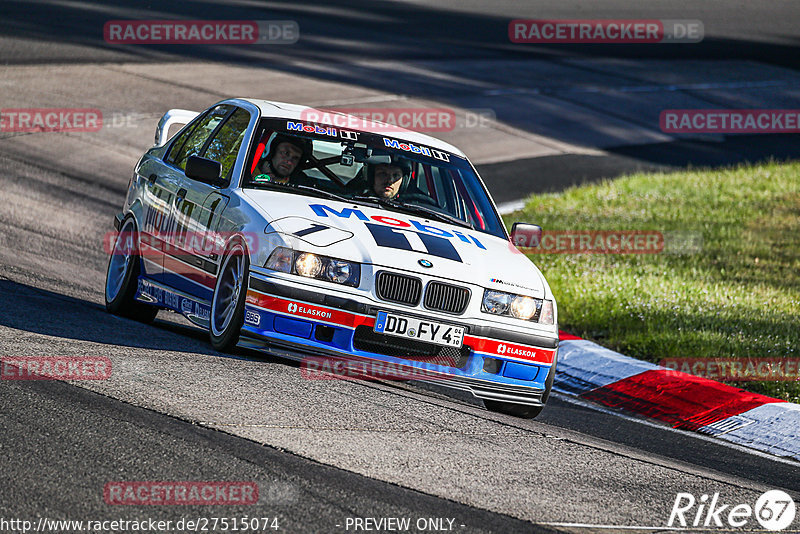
[242,189,547,298]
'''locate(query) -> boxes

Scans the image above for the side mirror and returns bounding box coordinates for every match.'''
[185,156,223,186]
[510,222,542,248]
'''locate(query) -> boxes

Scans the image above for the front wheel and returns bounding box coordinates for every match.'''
[210,240,249,351]
[485,351,558,419]
[104,217,158,323]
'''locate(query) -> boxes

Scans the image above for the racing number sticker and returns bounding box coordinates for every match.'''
[366,223,462,262]
[266,217,354,247]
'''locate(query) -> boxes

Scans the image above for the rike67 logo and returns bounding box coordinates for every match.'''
[669,490,796,531]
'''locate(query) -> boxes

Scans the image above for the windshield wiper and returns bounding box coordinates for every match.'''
[290,184,351,203]
[350,195,384,205]
[351,196,473,229]
[392,201,474,229]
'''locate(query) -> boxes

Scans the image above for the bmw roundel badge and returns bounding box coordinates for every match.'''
[418,259,433,268]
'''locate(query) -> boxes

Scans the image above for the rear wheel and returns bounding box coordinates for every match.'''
[210,240,249,352]
[485,351,558,419]
[104,217,158,323]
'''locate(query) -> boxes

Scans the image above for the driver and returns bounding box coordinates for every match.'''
[369,156,412,199]
[253,134,313,185]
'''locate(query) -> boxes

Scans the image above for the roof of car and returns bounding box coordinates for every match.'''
[240,98,467,158]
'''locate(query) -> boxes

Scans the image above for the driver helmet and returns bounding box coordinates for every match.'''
[366,154,413,184]
[263,134,313,171]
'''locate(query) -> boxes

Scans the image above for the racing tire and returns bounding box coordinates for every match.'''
[484,351,558,419]
[210,240,249,352]
[104,217,158,324]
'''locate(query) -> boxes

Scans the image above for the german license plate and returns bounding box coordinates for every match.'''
[374,311,464,348]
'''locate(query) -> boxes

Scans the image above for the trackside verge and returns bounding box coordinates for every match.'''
[555,332,800,461]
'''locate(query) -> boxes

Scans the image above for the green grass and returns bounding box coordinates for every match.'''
[512,160,800,402]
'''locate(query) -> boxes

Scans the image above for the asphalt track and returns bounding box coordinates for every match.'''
[1,1,800,533]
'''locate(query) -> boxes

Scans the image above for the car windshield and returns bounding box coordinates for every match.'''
[244,118,507,239]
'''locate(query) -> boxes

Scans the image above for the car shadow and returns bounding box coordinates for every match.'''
[0,278,284,364]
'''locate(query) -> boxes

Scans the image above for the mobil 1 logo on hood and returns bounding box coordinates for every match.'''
[309,203,487,264]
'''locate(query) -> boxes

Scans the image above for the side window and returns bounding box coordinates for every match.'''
[165,113,206,164]
[202,108,251,182]
[167,105,232,170]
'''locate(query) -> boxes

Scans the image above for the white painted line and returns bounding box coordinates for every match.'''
[481,79,794,97]
[587,79,795,94]
[539,521,796,532]
[310,94,409,107]
[539,522,682,531]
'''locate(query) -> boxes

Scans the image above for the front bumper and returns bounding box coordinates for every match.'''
[242,271,558,406]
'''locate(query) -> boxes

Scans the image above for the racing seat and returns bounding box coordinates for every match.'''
[344,168,370,195]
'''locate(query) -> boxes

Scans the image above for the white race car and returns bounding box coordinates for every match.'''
[105,98,558,417]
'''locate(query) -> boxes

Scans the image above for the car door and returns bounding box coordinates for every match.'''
[146,104,232,292]
[137,104,230,283]
[165,106,252,304]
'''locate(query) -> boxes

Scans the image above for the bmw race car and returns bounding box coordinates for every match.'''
[105,98,559,418]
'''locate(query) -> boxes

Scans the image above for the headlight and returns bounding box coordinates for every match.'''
[265,248,360,287]
[295,252,322,278]
[510,295,537,320]
[482,289,553,324]
[265,247,293,273]
[482,290,511,315]
[324,260,353,284]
